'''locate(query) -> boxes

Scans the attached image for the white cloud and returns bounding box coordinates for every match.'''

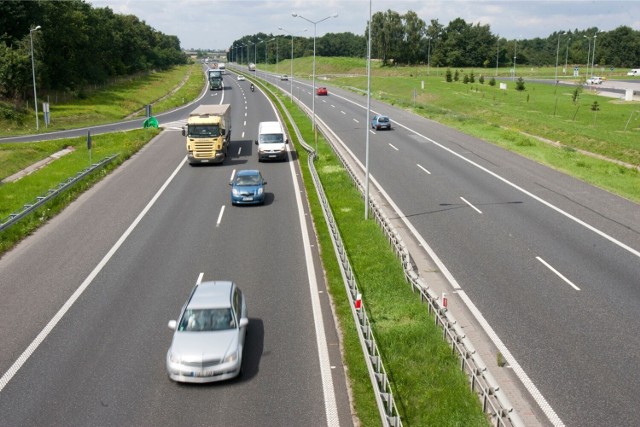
[87,0,640,49]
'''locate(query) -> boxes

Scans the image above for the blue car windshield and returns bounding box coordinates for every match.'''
[235,175,261,186]
[377,117,389,123]
[179,308,235,332]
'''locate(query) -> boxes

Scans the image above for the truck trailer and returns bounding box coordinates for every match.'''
[183,104,232,165]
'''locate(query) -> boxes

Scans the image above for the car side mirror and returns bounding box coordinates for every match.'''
[221,129,225,136]
[239,318,249,328]
[181,128,186,137]
[262,181,267,185]
[254,140,258,145]
[168,320,177,330]
[285,138,289,144]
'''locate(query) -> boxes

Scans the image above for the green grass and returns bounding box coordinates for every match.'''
[264,78,490,426]
[0,128,160,254]
[0,63,204,137]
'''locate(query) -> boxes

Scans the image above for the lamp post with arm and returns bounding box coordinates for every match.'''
[292,12,338,139]
[564,37,571,75]
[279,26,307,102]
[30,25,42,131]
[555,31,565,82]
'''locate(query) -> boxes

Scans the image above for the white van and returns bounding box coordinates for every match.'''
[627,69,640,76]
[255,121,288,161]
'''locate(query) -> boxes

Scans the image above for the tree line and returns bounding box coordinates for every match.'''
[0,0,187,104]
[229,9,640,71]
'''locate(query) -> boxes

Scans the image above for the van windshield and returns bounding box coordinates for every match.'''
[260,133,283,144]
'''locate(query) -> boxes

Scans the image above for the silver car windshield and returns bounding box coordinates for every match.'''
[178,308,235,332]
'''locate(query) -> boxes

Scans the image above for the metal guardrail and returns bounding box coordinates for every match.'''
[0,155,118,232]
[313,117,525,427]
[258,80,403,426]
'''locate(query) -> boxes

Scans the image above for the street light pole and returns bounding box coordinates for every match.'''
[292,12,338,141]
[30,25,41,131]
[279,27,307,102]
[364,0,372,219]
[591,34,599,78]
[426,36,431,76]
[496,35,499,76]
[564,37,571,75]
[513,44,516,80]
[555,31,564,82]
[584,35,592,78]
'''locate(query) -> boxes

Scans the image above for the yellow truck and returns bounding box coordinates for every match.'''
[182,104,231,165]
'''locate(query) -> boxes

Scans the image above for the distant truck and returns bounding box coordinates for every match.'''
[207,69,223,90]
[248,63,256,72]
[183,104,232,165]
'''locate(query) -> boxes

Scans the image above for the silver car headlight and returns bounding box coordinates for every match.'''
[232,188,240,196]
[257,188,264,196]
[223,350,238,364]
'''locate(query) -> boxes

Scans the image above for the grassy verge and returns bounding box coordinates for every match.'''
[260,77,490,426]
[0,63,204,137]
[0,129,160,254]
[263,58,640,203]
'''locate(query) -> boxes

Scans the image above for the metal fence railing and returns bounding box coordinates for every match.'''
[1,155,118,232]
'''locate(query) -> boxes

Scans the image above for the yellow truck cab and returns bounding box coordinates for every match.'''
[183,104,231,165]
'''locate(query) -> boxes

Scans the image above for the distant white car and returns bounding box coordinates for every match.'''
[586,76,603,85]
[280,74,288,81]
[237,75,245,81]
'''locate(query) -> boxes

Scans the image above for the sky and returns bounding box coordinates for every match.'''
[87,0,640,50]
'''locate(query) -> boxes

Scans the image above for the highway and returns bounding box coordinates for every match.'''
[261,70,640,426]
[0,73,353,426]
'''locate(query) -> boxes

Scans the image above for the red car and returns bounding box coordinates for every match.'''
[316,87,328,96]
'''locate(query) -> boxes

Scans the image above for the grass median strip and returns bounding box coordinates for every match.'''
[271,86,489,426]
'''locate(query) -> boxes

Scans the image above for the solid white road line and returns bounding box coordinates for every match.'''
[417,164,432,175]
[460,196,482,214]
[216,205,225,227]
[287,143,340,426]
[0,156,188,394]
[536,257,581,291]
[388,143,399,151]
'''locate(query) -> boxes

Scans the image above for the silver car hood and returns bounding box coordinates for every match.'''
[170,329,238,361]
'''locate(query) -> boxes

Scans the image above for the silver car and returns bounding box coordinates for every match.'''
[166,281,248,383]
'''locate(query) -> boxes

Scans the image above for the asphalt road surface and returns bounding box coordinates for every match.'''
[265,70,640,426]
[0,73,353,426]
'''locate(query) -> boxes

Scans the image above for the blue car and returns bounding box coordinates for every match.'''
[371,114,391,130]
[230,169,267,205]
